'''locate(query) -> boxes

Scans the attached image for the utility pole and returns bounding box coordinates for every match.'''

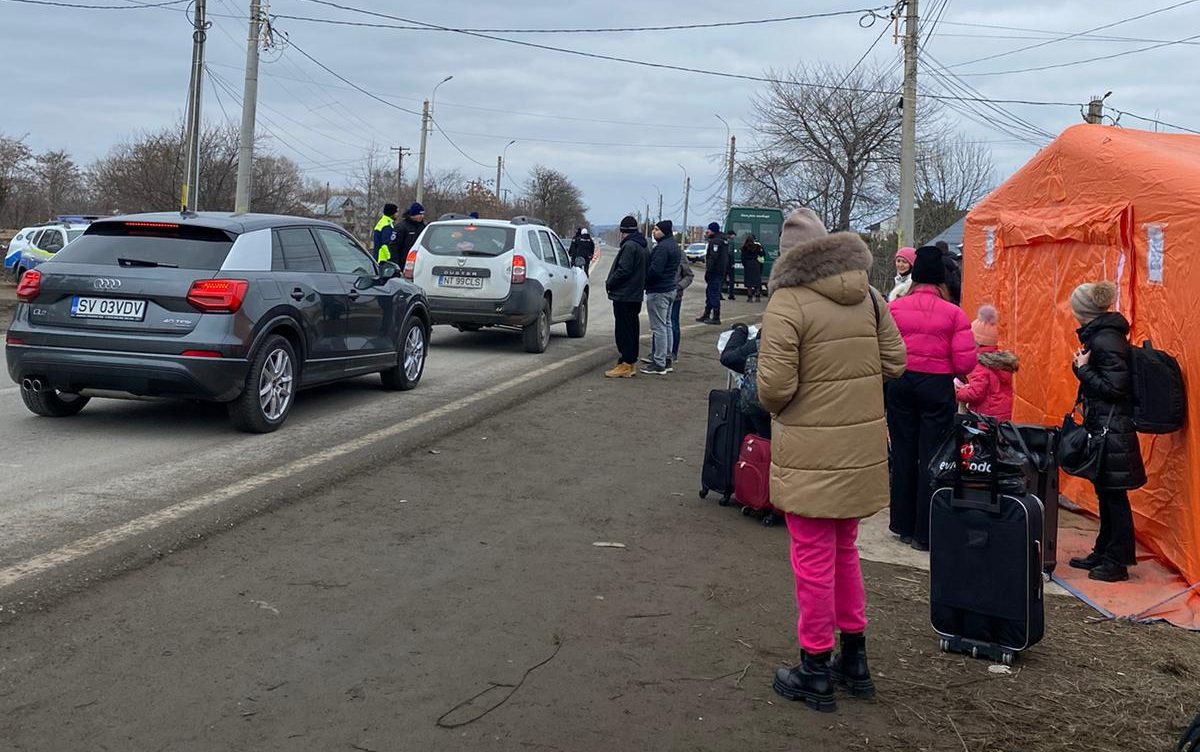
[682,176,690,242]
[415,99,430,203]
[725,134,736,214]
[179,0,207,213]
[898,0,918,248]
[645,203,650,236]
[496,156,503,201]
[390,146,410,202]
[1085,92,1111,124]
[658,192,663,223]
[233,0,262,214]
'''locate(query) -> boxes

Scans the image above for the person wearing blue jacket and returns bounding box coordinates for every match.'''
[642,220,681,375]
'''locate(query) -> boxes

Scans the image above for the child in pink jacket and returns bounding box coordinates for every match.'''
[955,305,1019,421]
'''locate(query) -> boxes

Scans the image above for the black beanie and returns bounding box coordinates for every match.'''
[620,215,639,233]
[911,245,946,285]
[383,202,398,216]
[655,219,673,236]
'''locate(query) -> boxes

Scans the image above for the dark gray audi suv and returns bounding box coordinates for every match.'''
[5,212,430,432]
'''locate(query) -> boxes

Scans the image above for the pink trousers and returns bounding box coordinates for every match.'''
[785,514,868,653]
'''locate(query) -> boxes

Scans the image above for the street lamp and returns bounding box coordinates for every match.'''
[415,74,455,203]
[497,139,516,201]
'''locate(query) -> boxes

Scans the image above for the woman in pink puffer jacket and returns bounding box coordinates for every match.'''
[885,246,976,551]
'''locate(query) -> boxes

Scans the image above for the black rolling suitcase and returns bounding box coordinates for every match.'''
[700,389,744,505]
[930,482,1045,665]
[1012,424,1060,574]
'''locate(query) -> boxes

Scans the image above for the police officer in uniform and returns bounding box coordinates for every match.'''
[373,203,399,263]
[568,228,596,274]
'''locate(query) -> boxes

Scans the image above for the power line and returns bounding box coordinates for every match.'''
[935,30,1200,46]
[285,0,1081,109]
[954,30,1200,77]
[274,5,894,34]
[277,30,422,117]
[945,0,1200,69]
[1110,109,1200,136]
[439,129,722,150]
[429,118,492,169]
[1,0,187,7]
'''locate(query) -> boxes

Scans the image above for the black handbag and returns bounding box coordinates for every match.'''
[1059,393,1112,482]
[930,413,1031,491]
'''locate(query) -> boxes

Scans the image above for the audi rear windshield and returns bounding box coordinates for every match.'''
[421,225,516,257]
[53,222,236,270]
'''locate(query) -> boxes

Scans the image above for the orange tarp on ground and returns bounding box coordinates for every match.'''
[963,124,1200,584]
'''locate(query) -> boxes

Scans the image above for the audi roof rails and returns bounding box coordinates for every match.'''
[438,212,472,221]
[510,216,547,226]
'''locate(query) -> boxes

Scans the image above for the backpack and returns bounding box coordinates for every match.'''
[1130,340,1187,434]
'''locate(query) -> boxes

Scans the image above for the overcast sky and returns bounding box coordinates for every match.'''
[3,0,1199,225]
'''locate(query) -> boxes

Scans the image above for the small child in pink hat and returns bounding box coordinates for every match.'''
[955,304,1019,421]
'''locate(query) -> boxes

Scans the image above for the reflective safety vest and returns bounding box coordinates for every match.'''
[373,215,396,263]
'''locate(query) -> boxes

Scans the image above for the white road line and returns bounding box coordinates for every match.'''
[0,318,744,590]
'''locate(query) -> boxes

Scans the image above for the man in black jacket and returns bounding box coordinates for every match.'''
[642,220,681,375]
[697,222,729,325]
[605,215,649,378]
[395,202,427,258]
[568,228,596,274]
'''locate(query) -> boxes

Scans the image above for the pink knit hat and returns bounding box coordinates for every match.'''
[896,246,917,266]
[971,304,1000,347]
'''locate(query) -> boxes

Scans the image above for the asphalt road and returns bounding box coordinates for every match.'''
[0,248,671,592]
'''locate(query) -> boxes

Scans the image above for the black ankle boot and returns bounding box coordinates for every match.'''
[1088,559,1130,582]
[695,309,711,323]
[1069,550,1103,570]
[831,632,875,699]
[773,651,836,712]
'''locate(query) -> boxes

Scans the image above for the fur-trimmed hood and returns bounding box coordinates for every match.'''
[768,231,875,305]
[978,350,1019,372]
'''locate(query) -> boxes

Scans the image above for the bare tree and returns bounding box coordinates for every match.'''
[914,135,995,243]
[34,151,84,217]
[0,133,34,226]
[746,63,902,231]
[521,165,588,236]
[86,123,305,215]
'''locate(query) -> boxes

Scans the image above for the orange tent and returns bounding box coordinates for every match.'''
[963,124,1199,584]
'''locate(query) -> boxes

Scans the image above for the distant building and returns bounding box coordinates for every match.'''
[303,195,364,236]
[868,213,898,238]
[925,216,966,255]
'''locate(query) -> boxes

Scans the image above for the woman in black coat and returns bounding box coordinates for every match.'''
[1067,281,1146,583]
[741,235,765,302]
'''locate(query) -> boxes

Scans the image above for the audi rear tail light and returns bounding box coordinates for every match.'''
[403,250,418,280]
[187,279,249,313]
[511,255,527,284]
[16,270,41,302]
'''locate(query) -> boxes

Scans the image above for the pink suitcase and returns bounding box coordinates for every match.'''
[734,434,781,527]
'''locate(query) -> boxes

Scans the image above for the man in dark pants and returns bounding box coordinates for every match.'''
[605,215,649,378]
[724,233,739,301]
[696,222,729,325]
[568,228,596,274]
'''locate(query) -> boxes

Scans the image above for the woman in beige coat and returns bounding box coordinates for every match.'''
[758,208,907,713]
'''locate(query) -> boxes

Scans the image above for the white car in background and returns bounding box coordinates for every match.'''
[684,242,707,263]
[405,215,589,353]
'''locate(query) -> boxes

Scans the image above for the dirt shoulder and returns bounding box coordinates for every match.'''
[0,323,1197,752]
